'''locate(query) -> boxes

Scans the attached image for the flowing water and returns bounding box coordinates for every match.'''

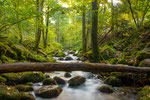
[33,51,137,100]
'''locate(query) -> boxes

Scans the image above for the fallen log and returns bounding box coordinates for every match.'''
[0,62,150,74]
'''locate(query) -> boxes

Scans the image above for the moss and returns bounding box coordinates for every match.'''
[0,76,7,83]
[26,82,33,86]
[0,85,21,100]
[139,59,150,67]
[104,76,121,87]
[5,46,17,60]
[55,51,66,57]
[43,78,57,85]
[1,73,20,83]
[15,85,33,92]
[20,72,46,83]
[11,44,27,60]
[136,51,150,61]
[0,55,16,63]
[0,42,7,56]
[137,86,150,100]
[109,58,118,64]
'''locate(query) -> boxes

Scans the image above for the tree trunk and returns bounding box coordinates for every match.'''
[82,8,86,53]
[91,0,100,63]
[44,6,50,48]
[35,0,41,49]
[0,63,150,73]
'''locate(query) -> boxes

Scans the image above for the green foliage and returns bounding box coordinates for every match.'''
[137,86,150,100]
[0,76,7,83]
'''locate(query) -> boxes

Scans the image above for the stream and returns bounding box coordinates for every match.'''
[32,51,137,100]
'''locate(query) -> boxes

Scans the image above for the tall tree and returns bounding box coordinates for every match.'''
[91,0,100,63]
[82,5,86,53]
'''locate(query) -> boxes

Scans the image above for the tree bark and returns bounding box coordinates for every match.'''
[82,7,86,53]
[91,0,100,63]
[0,63,150,73]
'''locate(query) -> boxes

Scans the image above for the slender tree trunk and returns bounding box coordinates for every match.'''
[111,0,114,33]
[127,0,138,28]
[35,0,41,50]
[82,7,86,53]
[18,24,23,44]
[87,11,91,49]
[44,6,50,48]
[91,0,100,63]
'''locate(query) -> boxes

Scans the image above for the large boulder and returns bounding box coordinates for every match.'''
[43,78,57,85]
[1,73,20,84]
[54,76,65,84]
[20,92,35,100]
[64,72,71,78]
[98,85,114,93]
[0,85,20,100]
[35,85,62,98]
[68,76,86,87]
[15,85,33,92]
[65,56,73,60]
[20,72,46,83]
[104,76,121,87]
[137,86,150,100]
[139,59,150,67]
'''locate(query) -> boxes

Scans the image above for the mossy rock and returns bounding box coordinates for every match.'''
[0,85,21,100]
[98,85,114,93]
[26,82,33,86]
[35,85,62,98]
[43,78,57,85]
[20,92,35,100]
[65,56,73,60]
[1,73,20,83]
[0,42,7,56]
[55,51,66,57]
[137,86,150,100]
[0,76,7,83]
[15,85,33,92]
[104,76,121,87]
[64,72,71,78]
[68,75,86,87]
[20,72,46,83]
[136,51,150,61]
[139,59,150,67]
[54,76,66,84]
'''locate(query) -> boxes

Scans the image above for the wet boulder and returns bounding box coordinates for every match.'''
[54,76,65,84]
[43,78,57,85]
[65,56,73,60]
[104,76,121,87]
[139,59,150,67]
[35,85,62,98]
[20,92,35,100]
[20,72,46,83]
[15,85,33,92]
[98,85,114,93]
[64,72,71,78]
[68,75,86,87]
[58,57,64,60]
